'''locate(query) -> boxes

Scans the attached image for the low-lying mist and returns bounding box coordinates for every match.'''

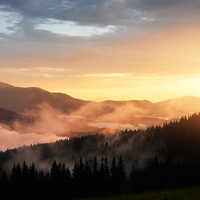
[0,124,67,152]
[0,99,191,174]
[1,112,199,174]
[0,100,184,154]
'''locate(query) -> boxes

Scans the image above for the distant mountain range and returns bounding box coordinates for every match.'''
[156,96,200,113]
[0,81,199,135]
[0,107,35,127]
[0,82,87,114]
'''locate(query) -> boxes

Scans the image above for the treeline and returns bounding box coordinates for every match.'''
[1,113,200,169]
[1,113,200,199]
[1,155,200,200]
[0,114,200,176]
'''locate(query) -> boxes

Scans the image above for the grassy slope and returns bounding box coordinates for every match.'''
[83,187,200,200]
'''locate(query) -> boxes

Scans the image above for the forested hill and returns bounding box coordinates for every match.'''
[1,113,200,171]
[1,113,200,199]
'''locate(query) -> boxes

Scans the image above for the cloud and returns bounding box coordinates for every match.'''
[1,0,200,47]
[0,124,67,152]
[33,67,72,72]
[59,33,78,37]
[76,73,132,78]
[0,0,199,40]
[1,0,200,28]
[1,0,200,103]
[43,74,55,78]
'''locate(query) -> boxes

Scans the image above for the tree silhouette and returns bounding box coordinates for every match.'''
[116,155,126,192]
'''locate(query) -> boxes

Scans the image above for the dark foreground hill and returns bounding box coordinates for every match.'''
[1,113,200,199]
[86,187,200,200]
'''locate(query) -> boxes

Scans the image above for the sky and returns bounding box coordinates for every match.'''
[0,0,200,102]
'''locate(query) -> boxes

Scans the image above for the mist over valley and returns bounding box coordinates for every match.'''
[0,81,197,152]
[1,82,200,173]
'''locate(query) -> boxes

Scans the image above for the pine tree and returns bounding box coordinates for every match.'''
[72,161,79,179]
[29,162,38,181]
[117,155,126,186]
[16,163,22,180]
[50,160,58,181]
[99,157,110,196]
[92,156,99,196]
[84,160,92,183]
[104,157,110,194]
[1,170,8,186]
[22,161,29,183]
[10,163,23,198]
[0,166,3,178]
[110,156,116,181]
[129,164,136,192]
[58,162,62,178]
[61,163,66,176]
[66,167,71,179]
[39,169,45,181]
[0,170,8,198]
[99,157,105,175]
[93,156,98,178]
[110,156,117,194]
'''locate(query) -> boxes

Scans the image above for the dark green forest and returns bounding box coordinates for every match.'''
[1,113,200,199]
[1,153,200,199]
[1,113,200,170]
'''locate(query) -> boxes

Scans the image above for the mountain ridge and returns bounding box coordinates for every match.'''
[0,81,199,133]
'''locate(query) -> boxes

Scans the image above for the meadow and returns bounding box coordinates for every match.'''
[84,187,200,200]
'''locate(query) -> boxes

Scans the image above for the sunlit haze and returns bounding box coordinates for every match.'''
[1,0,200,102]
[1,1,200,197]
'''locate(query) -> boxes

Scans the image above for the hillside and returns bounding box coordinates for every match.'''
[0,107,99,136]
[0,82,87,114]
[85,187,200,200]
[1,113,200,171]
[157,96,200,113]
[0,107,35,127]
[3,82,200,145]
[0,82,189,119]
[1,114,200,199]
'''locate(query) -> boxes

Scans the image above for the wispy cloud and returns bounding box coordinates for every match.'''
[76,73,132,78]
[19,68,30,71]
[43,74,55,78]
[0,11,10,15]
[59,33,78,37]
[33,67,72,72]
[0,0,200,102]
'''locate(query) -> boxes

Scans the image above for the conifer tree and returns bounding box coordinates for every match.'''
[22,161,29,182]
[0,170,8,198]
[104,157,110,194]
[50,160,58,181]
[99,157,104,194]
[99,157,105,175]
[110,156,116,181]
[110,156,117,194]
[117,155,126,185]
[129,164,136,192]
[1,170,8,186]
[72,161,79,179]
[92,156,99,196]
[93,156,98,177]
[29,162,38,181]
[84,159,92,183]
